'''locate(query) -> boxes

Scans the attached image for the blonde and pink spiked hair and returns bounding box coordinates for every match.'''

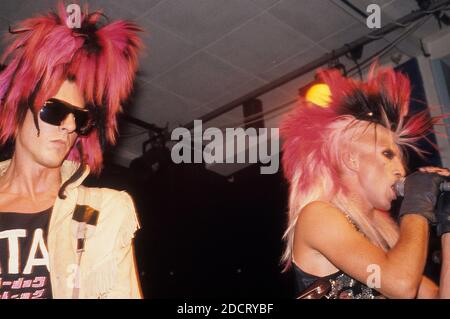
[0,1,143,175]
[280,64,441,269]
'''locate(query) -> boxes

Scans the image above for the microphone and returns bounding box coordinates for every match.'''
[394,177,450,197]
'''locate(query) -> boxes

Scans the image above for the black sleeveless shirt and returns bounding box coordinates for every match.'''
[0,208,53,299]
[293,262,384,299]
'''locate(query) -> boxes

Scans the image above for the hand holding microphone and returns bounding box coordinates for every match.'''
[394,176,450,197]
[397,171,446,224]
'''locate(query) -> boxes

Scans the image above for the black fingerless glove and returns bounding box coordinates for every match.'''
[436,192,450,236]
[398,172,445,224]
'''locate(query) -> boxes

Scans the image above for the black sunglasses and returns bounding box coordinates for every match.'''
[39,98,96,136]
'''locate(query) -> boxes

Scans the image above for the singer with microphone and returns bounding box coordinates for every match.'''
[280,64,449,299]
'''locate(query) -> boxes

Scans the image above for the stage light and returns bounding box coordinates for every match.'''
[305,83,331,108]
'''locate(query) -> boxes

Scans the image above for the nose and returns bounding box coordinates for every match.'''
[60,113,77,134]
[393,158,406,179]
[394,171,404,180]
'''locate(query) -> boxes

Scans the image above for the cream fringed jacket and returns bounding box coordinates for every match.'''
[0,160,142,299]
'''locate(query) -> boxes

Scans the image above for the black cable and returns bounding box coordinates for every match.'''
[340,0,368,19]
[348,15,432,77]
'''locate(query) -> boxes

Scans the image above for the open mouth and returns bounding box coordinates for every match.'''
[390,184,397,200]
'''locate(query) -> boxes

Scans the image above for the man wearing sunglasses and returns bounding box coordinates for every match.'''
[0,3,143,299]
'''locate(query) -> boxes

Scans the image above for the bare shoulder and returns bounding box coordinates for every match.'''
[295,200,360,248]
[298,200,350,228]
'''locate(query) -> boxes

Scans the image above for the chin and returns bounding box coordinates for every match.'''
[376,200,391,211]
[37,156,66,169]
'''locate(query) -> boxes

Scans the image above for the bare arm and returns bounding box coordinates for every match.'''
[297,201,429,299]
[417,276,439,299]
[440,233,450,298]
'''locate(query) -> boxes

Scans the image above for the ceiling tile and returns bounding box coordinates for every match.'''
[318,22,367,51]
[413,17,441,39]
[344,0,393,12]
[332,37,392,75]
[249,0,282,10]
[145,0,263,46]
[275,71,316,97]
[77,0,138,20]
[28,0,160,21]
[269,0,358,42]
[318,17,425,61]
[0,16,10,52]
[30,0,76,13]
[106,0,163,19]
[382,0,420,22]
[153,51,256,105]
[0,0,148,23]
[201,81,293,128]
[260,45,327,81]
[200,112,236,131]
[202,77,266,112]
[201,88,293,131]
[381,28,420,57]
[206,13,314,76]
[136,20,198,80]
[0,0,36,23]
[128,80,203,129]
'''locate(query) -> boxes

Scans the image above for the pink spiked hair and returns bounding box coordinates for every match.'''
[280,63,442,269]
[0,1,143,175]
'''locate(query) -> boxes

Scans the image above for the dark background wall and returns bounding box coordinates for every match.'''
[84,157,294,298]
